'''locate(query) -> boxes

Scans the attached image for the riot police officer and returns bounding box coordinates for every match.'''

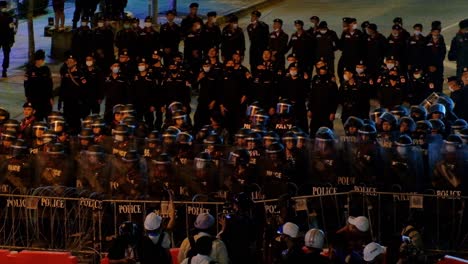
[0,139,34,194]
[448,76,468,120]
[76,144,110,193]
[35,143,74,188]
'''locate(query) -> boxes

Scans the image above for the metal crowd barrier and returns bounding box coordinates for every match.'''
[0,190,467,255]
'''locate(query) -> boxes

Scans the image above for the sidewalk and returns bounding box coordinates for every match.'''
[0,0,276,119]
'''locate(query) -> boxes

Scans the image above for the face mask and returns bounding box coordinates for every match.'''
[40,61,46,67]
[112,67,120,74]
[432,35,439,39]
[396,146,408,156]
[195,24,201,30]
[289,70,297,77]
[98,22,104,28]
[343,75,350,81]
[355,68,364,74]
[392,32,399,37]
[414,30,421,36]
[386,63,395,70]
[413,73,421,79]
[319,30,327,34]
[81,22,88,27]
[352,24,357,30]
[86,60,93,67]
[144,22,152,28]
[123,24,130,29]
[138,65,146,72]
[133,23,138,28]
[310,22,315,28]
[274,28,280,32]
[232,23,238,29]
[365,29,371,35]
[203,66,210,72]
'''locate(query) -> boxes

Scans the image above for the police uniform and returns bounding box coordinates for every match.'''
[247,11,270,69]
[338,18,364,82]
[162,70,191,113]
[250,61,279,111]
[268,19,289,69]
[406,26,427,70]
[184,26,203,67]
[0,3,15,77]
[448,19,468,77]
[287,20,313,73]
[313,21,339,73]
[339,75,370,122]
[424,32,446,92]
[0,145,34,194]
[115,19,139,58]
[160,16,182,60]
[201,16,221,55]
[92,20,115,70]
[180,8,203,34]
[386,25,408,72]
[71,18,93,63]
[193,61,221,131]
[103,72,129,123]
[364,24,387,77]
[82,59,105,115]
[221,22,246,62]
[130,63,158,130]
[279,72,309,131]
[24,51,53,121]
[308,71,339,134]
[138,17,161,60]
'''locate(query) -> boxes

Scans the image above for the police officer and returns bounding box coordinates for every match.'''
[247,10,269,70]
[364,23,387,77]
[92,16,115,70]
[425,25,446,92]
[82,54,104,115]
[0,139,34,194]
[287,20,313,74]
[268,18,289,69]
[406,66,434,105]
[0,1,15,78]
[184,20,203,69]
[160,10,182,64]
[447,76,468,120]
[307,15,320,36]
[313,21,339,74]
[131,58,158,130]
[250,51,279,110]
[58,54,88,133]
[387,24,408,73]
[24,50,53,121]
[338,18,364,83]
[181,2,203,34]
[406,24,426,71]
[308,65,338,135]
[162,63,191,115]
[71,16,93,63]
[103,63,129,123]
[76,144,110,193]
[19,102,36,143]
[36,142,74,188]
[194,60,220,131]
[377,72,405,110]
[115,17,138,58]
[339,68,370,122]
[279,63,309,131]
[201,12,221,56]
[138,16,161,61]
[448,19,468,77]
[110,149,147,199]
[221,15,246,62]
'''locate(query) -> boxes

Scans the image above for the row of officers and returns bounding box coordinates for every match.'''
[70,5,468,79]
[0,99,466,200]
[23,44,468,140]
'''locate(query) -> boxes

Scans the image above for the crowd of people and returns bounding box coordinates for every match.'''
[1,1,468,263]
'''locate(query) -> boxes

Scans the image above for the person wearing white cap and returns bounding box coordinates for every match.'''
[363,242,385,263]
[178,213,229,264]
[274,222,305,263]
[303,228,328,263]
[331,216,372,263]
[141,212,172,264]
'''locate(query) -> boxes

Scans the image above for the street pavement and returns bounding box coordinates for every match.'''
[0,0,467,124]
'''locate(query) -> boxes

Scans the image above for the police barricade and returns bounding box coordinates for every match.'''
[1,190,467,255]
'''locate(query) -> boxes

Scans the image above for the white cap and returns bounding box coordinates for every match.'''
[348,216,369,232]
[363,242,384,262]
[280,222,299,238]
[304,228,325,248]
[194,213,215,230]
[144,212,162,230]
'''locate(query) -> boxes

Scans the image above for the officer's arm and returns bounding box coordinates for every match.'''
[24,70,31,99]
[332,31,340,51]
[448,36,458,61]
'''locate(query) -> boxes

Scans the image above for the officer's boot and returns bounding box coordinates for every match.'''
[2,69,6,78]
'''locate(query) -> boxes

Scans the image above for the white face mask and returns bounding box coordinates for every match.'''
[81,22,88,27]
[86,60,93,67]
[310,22,315,28]
[319,30,327,34]
[98,22,104,28]
[386,63,395,70]
[289,70,298,77]
[232,23,238,29]
[343,75,350,81]
[365,29,371,35]
[112,67,120,74]
[138,65,146,72]
[413,73,421,79]
[414,30,421,36]
[392,32,399,37]
[114,135,125,142]
[396,146,408,156]
[195,24,201,30]
[202,66,210,72]
[352,24,357,30]
[144,22,152,28]
[355,68,364,74]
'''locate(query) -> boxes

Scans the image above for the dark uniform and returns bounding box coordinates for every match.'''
[194,62,221,131]
[103,71,129,123]
[339,77,370,122]
[180,13,203,35]
[115,20,139,58]
[130,66,158,129]
[279,71,309,131]
[71,19,93,63]
[0,4,15,77]
[364,25,387,76]
[184,27,203,67]
[137,17,161,60]
[338,18,364,82]
[386,25,407,72]
[313,21,339,73]
[406,31,427,70]
[82,60,105,115]
[0,140,34,194]
[268,20,289,69]
[287,21,313,73]
[201,19,221,55]
[424,33,446,92]
[377,75,405,110]
[448,19,468,77]
[162,69,191,113]
[247,11,270,69]
[308,70,339,134]
[221,21,246,62]
[92,21,115,70]
[24,51,53,121]
[160,18,182,61]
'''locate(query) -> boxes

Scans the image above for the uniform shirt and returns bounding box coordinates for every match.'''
[71,26,93,61]
[178,232,229,264]
[24,64,53,102]
[221,26,246,58]
[201,23,221,52]
[451,87,468,120]
[160,22,182,50]
[268,30,289,56]
[181,15,203,34]
[247,20,269,50]
[313,29,339,59]
[287,31,313,61]
[339,29,364,64]
[407,34,427,67]
[424,35,446,67]
[138,27,161,59]
[115,28,139,56]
